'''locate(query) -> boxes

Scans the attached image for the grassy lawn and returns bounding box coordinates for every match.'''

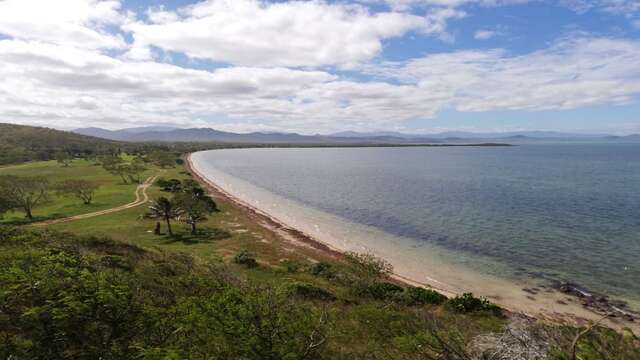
[48,163,340,284]
[2,159,357,282]
[0,159,156,223]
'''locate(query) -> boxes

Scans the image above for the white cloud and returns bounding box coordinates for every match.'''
[1,34,640,133]
[365,36,640,113]
[123,0,452,67]
[0,1,639,134]
[0,0,127,50]
[560,0,640,16]
[599,0,640,15]
[474,29,496,40]
[375,0,530,11]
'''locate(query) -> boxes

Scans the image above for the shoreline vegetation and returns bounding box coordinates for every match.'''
[186,152,640,333]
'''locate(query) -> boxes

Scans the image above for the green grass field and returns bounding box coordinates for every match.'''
[1,158,312,274]
[0,159,157,223]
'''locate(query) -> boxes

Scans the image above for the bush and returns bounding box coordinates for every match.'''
[100,254,134,271]
[356,282,404,300]
[174,286,327,359]
[281,259,305,273]
[0,248,142,358]
[309,261,336,279]
[403,287,447,306]
[447,293,501,315]
[234,249,258,268]
[344,252,393,280]
[289,282,337,301]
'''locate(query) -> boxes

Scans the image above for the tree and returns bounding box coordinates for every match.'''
[147,197,183,236]
[157,178,182,192]
[149,151,176,168]
[101,156,128,184]
[124,159,147,184]
[55,151,72,167]
[183,181,218,212]
[0,175,48,219]
[175,192,217,234]
[55,180,100,205]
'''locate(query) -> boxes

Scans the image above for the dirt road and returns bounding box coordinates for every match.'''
[33,175,157,227]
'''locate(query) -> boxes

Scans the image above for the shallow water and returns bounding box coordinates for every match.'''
[192,144,640,306]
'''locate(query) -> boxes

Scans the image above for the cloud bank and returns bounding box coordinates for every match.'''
[0,0,638,133]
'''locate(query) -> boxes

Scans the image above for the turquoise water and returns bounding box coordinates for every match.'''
[194,144,640,303]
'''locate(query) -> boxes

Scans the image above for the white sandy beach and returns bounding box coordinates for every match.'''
[189,151,639,332]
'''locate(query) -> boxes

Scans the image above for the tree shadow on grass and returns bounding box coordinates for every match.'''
[0,214,63,226]
[161,227,232,245]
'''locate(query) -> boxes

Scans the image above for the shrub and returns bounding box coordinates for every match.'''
[281,259,305,273]
[403,287,447,306]
[234,249,258,268]
[447,293,501,315]
[289,282,337,301]
[356,282,404,300]
[100,254,134,271]
[344,252,393,280]
[0,248,142,358]
[174,286,328,359]
[309,261,335,279]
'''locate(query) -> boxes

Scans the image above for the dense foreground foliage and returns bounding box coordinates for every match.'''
[1,227,638,359]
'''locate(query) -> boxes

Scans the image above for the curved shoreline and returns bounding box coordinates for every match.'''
[186,152,639,332]
[186,153,455,295]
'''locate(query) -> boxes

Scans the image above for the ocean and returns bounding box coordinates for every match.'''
[191,144,640,308]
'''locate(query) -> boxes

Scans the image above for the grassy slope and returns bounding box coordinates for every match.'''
[2,159,639,358]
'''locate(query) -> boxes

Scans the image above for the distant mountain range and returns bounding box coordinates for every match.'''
[73,126,640,144]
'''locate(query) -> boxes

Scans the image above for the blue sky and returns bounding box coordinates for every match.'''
[0,0,639,134]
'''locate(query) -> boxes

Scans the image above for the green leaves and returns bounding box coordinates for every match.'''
[173,286,327,360]
[54,179,99,205]
[0,175,49,219]
[0,247,141,359]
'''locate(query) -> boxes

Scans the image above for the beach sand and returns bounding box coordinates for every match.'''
[187,152,639,333]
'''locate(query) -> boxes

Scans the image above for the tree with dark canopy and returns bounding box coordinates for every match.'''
[175,192,217,234]
[55,151,72,167]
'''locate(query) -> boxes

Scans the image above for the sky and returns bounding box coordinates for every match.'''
[0,0,639,135]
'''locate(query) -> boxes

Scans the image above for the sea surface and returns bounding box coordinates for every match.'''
[192,144,640,306]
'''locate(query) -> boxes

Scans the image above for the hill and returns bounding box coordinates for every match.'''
[76,126,640,144]
[0,123,221,166]
[74,126,444,144]
[0,123,127,165]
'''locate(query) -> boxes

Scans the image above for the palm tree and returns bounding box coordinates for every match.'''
[147,197,183,236]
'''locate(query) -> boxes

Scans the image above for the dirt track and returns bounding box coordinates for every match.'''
[33,175,157,227]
